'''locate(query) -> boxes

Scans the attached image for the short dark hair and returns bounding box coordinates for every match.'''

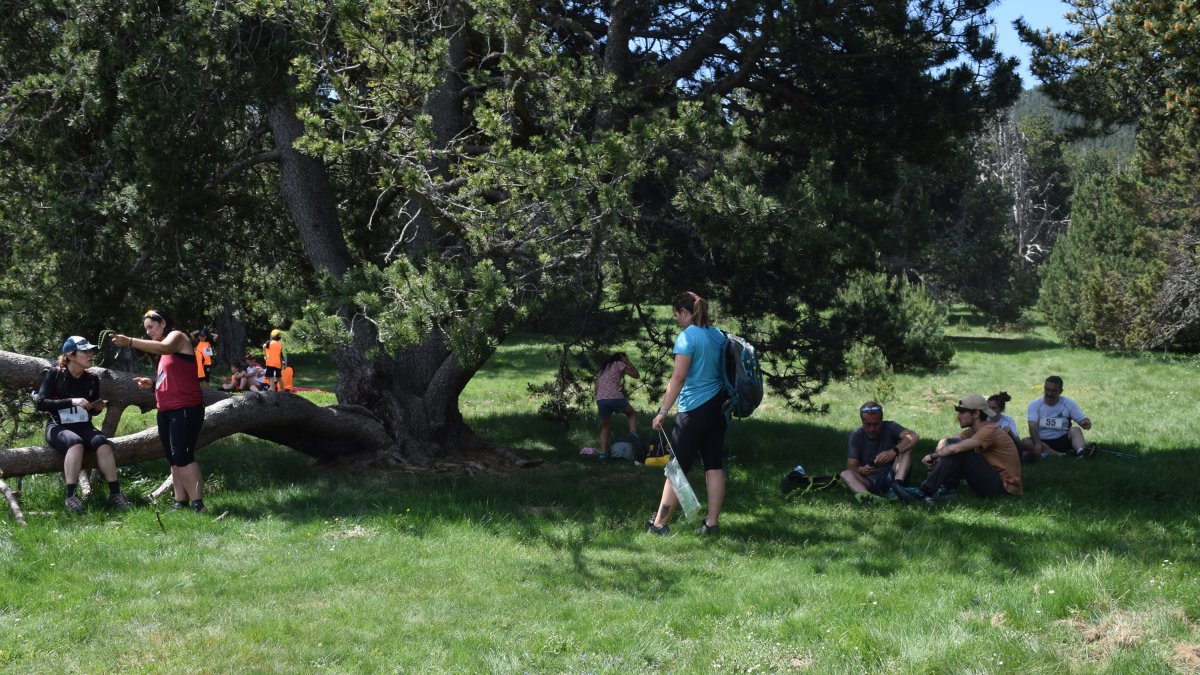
[1045,375,1064,388]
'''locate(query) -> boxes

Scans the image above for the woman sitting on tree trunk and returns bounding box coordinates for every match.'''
[34,336,131,513]
[113,310,208,512]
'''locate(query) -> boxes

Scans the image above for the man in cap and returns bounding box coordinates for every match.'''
[898,394,1022,503]
[839,401,919,503]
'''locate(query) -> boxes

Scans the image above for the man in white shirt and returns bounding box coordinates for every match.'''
[1020,375,1094,460]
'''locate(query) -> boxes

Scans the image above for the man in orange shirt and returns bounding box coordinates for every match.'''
[262,329,285,392]
[897,394,1023,503]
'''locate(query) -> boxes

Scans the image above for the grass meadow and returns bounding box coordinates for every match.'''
[1,316,1199,673]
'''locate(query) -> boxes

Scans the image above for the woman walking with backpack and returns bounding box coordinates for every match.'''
[646,292,727,536]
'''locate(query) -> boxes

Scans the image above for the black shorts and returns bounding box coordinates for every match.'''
[45,424,110,454]
[157,405,205,467]
[670,393,727,473]
[1042,435,1073,454]
[264,366,281,378]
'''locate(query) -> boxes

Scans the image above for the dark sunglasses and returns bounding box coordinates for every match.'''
[859,405,882,414]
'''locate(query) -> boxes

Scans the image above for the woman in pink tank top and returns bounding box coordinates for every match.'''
[113,309,208,512]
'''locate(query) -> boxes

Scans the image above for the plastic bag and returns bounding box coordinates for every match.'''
[663,457,702,519]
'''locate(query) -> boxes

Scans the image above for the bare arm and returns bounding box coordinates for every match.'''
[113,330,192,356]
[1027,419,1041,446]
[652,354,691,430]
[622,355,640,380]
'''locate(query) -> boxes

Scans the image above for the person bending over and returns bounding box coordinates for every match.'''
[595,352,640,460]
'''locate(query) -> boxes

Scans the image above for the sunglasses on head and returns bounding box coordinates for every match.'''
[859,405,882,414]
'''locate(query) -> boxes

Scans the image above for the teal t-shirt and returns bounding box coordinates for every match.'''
[673,324,725,412]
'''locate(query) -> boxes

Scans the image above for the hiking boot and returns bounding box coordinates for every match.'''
[192,502,208,513]
[645,519,669,536]
[695,520,720,536]
[893,484,927,505]
[171,500,188,510]
[925,485,959,503]
[64,494,84,514]
[108,492,131,510]
[1079,443,1097,458]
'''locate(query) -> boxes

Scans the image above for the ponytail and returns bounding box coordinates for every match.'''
[672,291,712,327]
[987,391,1012,411]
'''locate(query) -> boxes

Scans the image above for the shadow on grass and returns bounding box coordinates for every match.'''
[165,414,1200,601]
[951,335,1060,356]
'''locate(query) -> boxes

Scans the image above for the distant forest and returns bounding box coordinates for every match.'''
[1012,89,1136,157]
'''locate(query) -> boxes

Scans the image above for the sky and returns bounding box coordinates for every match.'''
[988,0,1074,89]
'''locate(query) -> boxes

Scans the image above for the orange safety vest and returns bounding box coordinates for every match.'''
[195,340,213,378]
[264,339,284,369]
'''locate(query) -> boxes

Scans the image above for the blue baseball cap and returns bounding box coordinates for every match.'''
[62,336,97,355]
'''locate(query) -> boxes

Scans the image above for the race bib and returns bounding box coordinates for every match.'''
[203,347,213,356]
[58,406,88,424]
[1039,416,1070,431]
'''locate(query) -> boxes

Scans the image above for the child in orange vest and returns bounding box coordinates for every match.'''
[262,329,285,392]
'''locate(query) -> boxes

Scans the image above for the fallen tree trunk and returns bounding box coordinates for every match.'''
[1,350,395,478]
[0,478,26,525]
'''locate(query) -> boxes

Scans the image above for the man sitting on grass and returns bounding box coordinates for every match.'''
[1020,375,1094,461]
[897,394,1022,503]
[839,401,919,503]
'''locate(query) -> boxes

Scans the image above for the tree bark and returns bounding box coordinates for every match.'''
[214,302,248,369]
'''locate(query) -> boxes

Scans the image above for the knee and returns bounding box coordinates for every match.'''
[97,445,114,458]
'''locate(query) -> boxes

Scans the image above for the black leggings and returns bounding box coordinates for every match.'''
[157,405,205,467]
[46,424,109,453]
[671,394,727,473]
[921,451,1007,498]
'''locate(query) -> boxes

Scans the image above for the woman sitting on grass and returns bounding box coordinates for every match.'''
[988,391,1021,446]
[594,352,639,460]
